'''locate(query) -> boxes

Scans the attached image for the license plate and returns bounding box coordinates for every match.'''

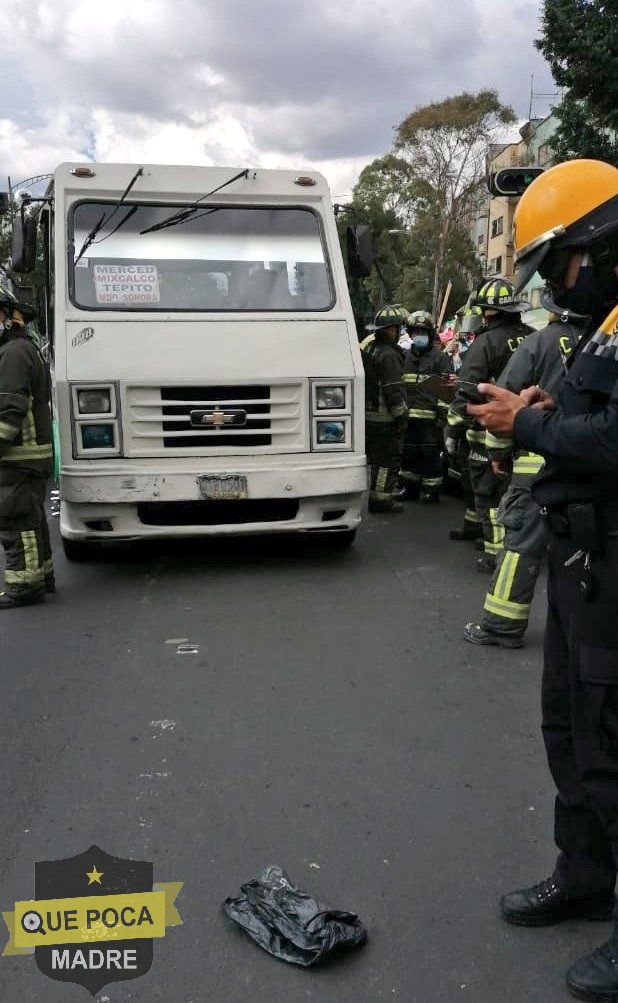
[198,475,248,500]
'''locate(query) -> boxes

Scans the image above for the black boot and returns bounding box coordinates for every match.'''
[476,553,496,573]
[368,499,405,514]
[501,878,615,928]
[420,490,440,504]
[396,482,419,501]
[0,590,45,609]
[45,574,56,594]
[450,525,482,541]
[566,932,618,1001]
[463,622,523,649]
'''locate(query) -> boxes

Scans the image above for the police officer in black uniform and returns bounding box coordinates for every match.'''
[469,159,618,1002]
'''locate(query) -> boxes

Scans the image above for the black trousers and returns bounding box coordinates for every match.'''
[544,534,618,895]
[400,419,443,493]
[0,470,53,597]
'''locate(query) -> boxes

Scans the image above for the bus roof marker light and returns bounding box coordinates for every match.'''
[294,176,317,187]
[71,166,96,178]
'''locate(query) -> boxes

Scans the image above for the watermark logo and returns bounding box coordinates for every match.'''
[2,845,182,996]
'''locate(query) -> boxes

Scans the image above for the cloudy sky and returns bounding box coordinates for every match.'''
[2,0,555,198]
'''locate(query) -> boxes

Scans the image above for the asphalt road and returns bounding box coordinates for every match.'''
[0,495,608,1003]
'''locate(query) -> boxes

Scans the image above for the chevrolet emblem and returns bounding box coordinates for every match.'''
[208,408,226,428]
[189,408,247,429]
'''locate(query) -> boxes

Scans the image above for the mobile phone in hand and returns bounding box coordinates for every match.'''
[455,379,488,403]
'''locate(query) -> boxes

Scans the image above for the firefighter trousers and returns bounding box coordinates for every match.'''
[399,418,443,496]
[468,453,508,558]
[365,420,405,504]
[481,462,549,639]
[0,470,53,598]
[454,440,482,535]
[542,531,618,896]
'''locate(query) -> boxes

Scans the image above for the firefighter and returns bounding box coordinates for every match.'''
[467,159,618,1002]
[364,304,408,513]
[446,279,533,570]
[463,309,584,647]
[444,305,484,516]
[445,306,483,374]
[0,285,54,607]
[399,310,451,502]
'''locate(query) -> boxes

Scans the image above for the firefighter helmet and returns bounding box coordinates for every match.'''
[475,278,530,314]
[373,304,408,332]
[0,283,36,323]
[513,159,618,292]
[407,309,435,332]
[460,305,483,335]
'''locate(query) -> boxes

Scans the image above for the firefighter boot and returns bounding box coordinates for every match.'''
[0,590,45,609]
[368,499,405,514]
[463,622,523,649]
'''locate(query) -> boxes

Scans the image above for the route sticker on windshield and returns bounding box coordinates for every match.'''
[94,264,160,305]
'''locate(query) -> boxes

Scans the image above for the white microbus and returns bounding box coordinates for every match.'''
[20,163,367,559]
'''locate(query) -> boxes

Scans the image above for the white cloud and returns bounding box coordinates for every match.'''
[3,0,554,194]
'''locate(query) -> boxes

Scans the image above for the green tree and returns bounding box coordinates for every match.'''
[394,90,515,318]
[339,91,511,322]
[336,157,417,331]
[536,0,618,164]
[0,203,46,331]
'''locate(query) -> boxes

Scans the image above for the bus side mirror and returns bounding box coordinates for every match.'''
[346,225,374,278]
[11,213,38,273]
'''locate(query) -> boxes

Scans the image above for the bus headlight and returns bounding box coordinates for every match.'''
[77,388,112,414]
[71,383,121,457]
[315,385,346,410]
[316,420,346,444]
[80,423,116,450]
[310,379,352,451]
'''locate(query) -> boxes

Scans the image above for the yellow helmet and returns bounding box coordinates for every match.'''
[513,159,618,291]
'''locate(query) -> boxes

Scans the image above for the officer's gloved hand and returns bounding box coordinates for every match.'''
[445,436,457,455]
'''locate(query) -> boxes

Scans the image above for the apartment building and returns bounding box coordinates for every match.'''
[475,114,558,301]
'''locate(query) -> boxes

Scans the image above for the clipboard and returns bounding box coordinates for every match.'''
[426,374,457,404]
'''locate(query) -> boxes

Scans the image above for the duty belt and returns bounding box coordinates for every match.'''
[542,502,618,547]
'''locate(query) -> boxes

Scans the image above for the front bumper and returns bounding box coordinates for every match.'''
[59,458,367,540]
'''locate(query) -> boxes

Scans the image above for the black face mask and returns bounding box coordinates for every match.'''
[554,267,616,325]
[549,243,618,328]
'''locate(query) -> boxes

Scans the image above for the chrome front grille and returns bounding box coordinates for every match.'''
[125,383,304,455]
[161,385,271,447]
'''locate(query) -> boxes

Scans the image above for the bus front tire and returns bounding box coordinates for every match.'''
[310,529,357,548]
[61,538,97,562]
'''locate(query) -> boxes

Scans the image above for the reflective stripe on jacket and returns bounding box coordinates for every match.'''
[0,331,53,475]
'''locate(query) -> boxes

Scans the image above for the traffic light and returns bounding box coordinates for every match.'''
[487,168,544,197]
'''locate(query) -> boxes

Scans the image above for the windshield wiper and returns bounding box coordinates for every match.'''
[139,168,250,235]
[74,167,144,264]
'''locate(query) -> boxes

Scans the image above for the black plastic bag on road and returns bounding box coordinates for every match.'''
[222,865,368,966]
